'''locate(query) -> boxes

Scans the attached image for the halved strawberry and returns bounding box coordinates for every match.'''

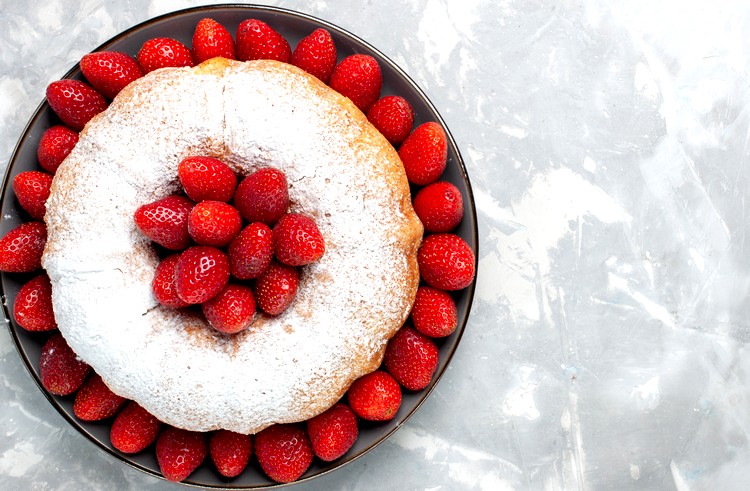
[383,326,439,391]
[39,333,91,396]
[73,373,127,421]
[178,156,237,203]
[46,79,108,131]
[233,167,289,225]
[306,402,358,461]
[398,122,448,186]
[151,254,190,309]
[291,28,337,83]
[80,51,144,99]
[133,195,193,250]
[254,260,299,316]
[137,37,194,73]
[0,221,47,273]
[37,125,78,174]
[110,401,162,454]
[192,18,236,63]
[187,200,242,247]
[347,370,402,421]
[236,19,291,63]
[412,181,464,233]
[255,424,313,483]
[329,54,382,113]
[174,246,230,304]
[12,171,53,221]
[227,222,274,280]
[13,274,57,332]
[366,95,414,146]
[272,213,325,267]
[202,283,256,334]
[209,429,253,478]
[410,286,458,338]
[417,233,476,291]
[156,426,207,482]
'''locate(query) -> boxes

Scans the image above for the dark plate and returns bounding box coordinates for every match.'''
[0,4,478,489]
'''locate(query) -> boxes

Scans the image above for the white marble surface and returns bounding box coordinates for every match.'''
[3,0,750,489]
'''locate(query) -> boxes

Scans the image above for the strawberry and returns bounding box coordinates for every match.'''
[202,283,256,334]
[384,326,439,391]
[174,246,230,304]
[187,200,242,247]
[272,213,325,267]
[133,195,193,250]
[209,429,253,478]
[37,125,78,174]
[291,28,337,83]
[137,37,194,74]
[156,426,208,482]
[39,333,91,396]
[233,167,289,225]
[366,95,414,146]
[412,181,464,233]
[13,274,57,332]
[46,79,107,131]
[13,170,53,220]
[347,370,402,421]
[417,233,476,291]
[110,401,162,454]
[254,260,299,316]
[79,51,144,99]
[227,222,273,280]
[151,254,189,309]
[329,54,382,113]
[306,403,358,461]
[178,156,237,203]
[192,18,236,63]
[73,373,127,421]
[0,221,47,273]
[255,424,313,483]
[398,122,448,186]
[410,286,458,338]
[236,19,291,63]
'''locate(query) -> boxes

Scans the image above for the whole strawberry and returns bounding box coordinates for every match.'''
[347,370,402,421]
[384,326,439,391]
[202,283,256,334]
[398,121,448,186]
[227,222,274,280]
[412,181,464,233]
[329,54,382,113]
[80,51,144,99]
[209,429,253,478]
[13,170,53,220]
[151,254,190,309]
[39,333,91,396]
[0,221,47,273]
[255,424,313,483]
[273,213,325,266]
[417,233,475,291]
[137,37,194,73]
[133,195,193,250]
[46,79,108,131]
[187,200,242,247]
[110,401,162,454]
[192,17,236,63]
[236,19,291,63]
[178,156,237,202]
[73,373,127,421]
[37,125,78,174]
[254,260,299,316]
[410,286,458,338]
[174,246,230,304]
[306,402,358,461]
[291,28,337,83]
[156,426,208,482]
[13,274,57,332]
[367,95,414,146]
[233,167,289,225]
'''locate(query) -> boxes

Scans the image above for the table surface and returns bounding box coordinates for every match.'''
[3,1,750,490]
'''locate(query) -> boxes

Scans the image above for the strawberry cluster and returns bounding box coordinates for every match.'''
[0,14,478,486]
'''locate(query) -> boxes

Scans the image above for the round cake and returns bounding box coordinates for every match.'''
[42,58,423,434]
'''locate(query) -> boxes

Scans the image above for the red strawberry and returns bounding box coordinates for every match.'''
[178,156,237,203]
[110,401,162,454]
[39,333,91,396]
[37,125,78,174]
[329,54,382,113]
[133,195,193,250]
[412,181,464,233]
[0,221,47,273]
[151,254,189,309]
[272,213,325,267]
[417,233,475,291]
[291,28,337,83]
[202,283,256,334]
[347,370,402,421]
[306,403,358,461]
[79,51,144,99]
[192,18,236,63]
[384,326,439,391]
[233,167,289,225]
[13,170,53,220]
[410,286,458,338]
[227,222,273,280]
[13,274,57,332]
[46,79,107,131]
[187,200,242,247]
[255,424,313,483]
[236,19,291,63]
[398,122,448,186]
[73,373,127,421]
[366,95,414,146]
[254,260,299,316]
[156,426,208,482]
[174,246,230,304]
[137,37,194,74]
[209,429,253,478]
